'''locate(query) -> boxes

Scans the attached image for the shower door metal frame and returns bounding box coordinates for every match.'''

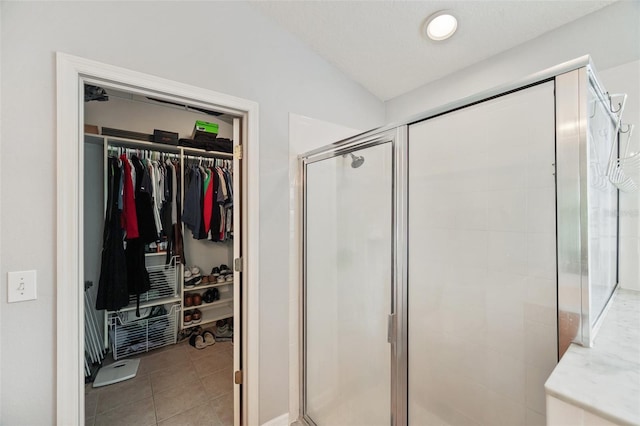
[297,126,408,426]
[556,67,621,355]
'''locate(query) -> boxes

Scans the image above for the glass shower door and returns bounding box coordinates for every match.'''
[407,82,558,425]
[303,141,393,425]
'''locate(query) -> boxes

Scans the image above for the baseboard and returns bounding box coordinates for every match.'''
[261,413,289,426]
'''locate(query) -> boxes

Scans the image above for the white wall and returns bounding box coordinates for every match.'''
[0,2,384,424]
[386,0,640,122]
[84,142,105,343]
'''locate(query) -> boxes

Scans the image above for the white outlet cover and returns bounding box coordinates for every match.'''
[7,270,37,303]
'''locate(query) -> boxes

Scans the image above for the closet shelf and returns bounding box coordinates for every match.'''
[115,295,182,313]
[186,294,233,310]
[183,304,233,330]
[87,133,233,159]
[145,252,168,257]
[184,280,233,292]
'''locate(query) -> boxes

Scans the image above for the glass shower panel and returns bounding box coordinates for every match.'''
[305,143,392,425]
[408,82,557,425]
[587,82,619,326]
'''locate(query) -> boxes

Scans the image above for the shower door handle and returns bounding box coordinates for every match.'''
[387,313,396,344]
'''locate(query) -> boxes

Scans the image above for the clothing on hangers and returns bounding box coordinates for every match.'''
[181,156,233,242]
[96,157,129,312]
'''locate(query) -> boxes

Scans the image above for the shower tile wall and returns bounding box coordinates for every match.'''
[408,82,557,426]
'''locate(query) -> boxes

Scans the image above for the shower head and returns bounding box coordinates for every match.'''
[348,153,365,168]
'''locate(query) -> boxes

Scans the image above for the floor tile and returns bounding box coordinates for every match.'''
[187,341,228,362]
[85,391,98,420]
[96,375,153,414]
[150,363,198,394]
[201,369,234,400]
[94,396,156,426]
[88,337,234,425]
[153,380,209,422]
[194,351,233,377]
[210,392,234,426]
[158,401,223,426]
[139,347,189,376]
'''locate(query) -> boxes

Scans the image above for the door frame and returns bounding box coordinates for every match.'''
[56,52,260,425]
[297,127,407,425]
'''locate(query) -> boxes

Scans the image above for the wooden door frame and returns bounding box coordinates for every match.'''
[56,52,260,425]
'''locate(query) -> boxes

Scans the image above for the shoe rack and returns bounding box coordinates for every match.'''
[181,271,234,329]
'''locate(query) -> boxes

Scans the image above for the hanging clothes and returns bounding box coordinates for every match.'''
[181,158,234,242]
[120,154,139,239]
[96,157,129,311]
[132,155,158,243]
[161,159,186,265]
[182,166,202,239]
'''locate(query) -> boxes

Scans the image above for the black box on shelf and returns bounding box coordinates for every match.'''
[154,129,179,146]
[102,127,154,142]
[178,138,233,153]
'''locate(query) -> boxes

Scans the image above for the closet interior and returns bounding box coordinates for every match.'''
[83,86,238,426]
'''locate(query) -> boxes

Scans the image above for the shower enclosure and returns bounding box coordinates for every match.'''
[298,57,626,425]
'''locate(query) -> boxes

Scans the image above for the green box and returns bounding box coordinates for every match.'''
[194,120,219,135]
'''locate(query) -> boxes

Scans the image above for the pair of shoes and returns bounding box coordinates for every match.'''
[211,265,233,282]
[183,309,202,325]
[192,309,202,324]
[214,319,234,340]
[184,266,202,288]
[203,288,220,303]
[191,293,202,306]
[177,325,200,342]
[189,330,216,349]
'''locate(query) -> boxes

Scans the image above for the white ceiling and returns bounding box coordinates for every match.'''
[250,0,617,101]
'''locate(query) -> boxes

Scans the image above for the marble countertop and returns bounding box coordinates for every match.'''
[545,289,640,426]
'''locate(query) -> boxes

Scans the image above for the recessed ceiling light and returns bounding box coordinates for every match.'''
[424,11,458,41]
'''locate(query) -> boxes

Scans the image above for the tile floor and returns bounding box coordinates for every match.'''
[85,340,234,426]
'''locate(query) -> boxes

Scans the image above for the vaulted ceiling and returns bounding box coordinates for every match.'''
[250,1,617,100]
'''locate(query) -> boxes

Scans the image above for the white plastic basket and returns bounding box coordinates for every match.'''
[109,303,180,360]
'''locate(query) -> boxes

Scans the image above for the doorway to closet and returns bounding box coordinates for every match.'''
[83,84,240,426]
[55,53,260,426]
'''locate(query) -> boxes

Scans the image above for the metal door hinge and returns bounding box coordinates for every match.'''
[234,145,243,160]
[234,257,243,272]
[234,370,243,385]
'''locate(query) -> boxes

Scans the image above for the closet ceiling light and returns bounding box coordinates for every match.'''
[424,11,458,41]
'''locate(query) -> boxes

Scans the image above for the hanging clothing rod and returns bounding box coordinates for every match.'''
[89,133,233,159]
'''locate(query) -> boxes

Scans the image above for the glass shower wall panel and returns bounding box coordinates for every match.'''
[408,82,557,426]
[587,81,619,326]
[305,142,392,425]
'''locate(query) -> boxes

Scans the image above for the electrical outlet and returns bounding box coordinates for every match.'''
[7,270,37,303]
